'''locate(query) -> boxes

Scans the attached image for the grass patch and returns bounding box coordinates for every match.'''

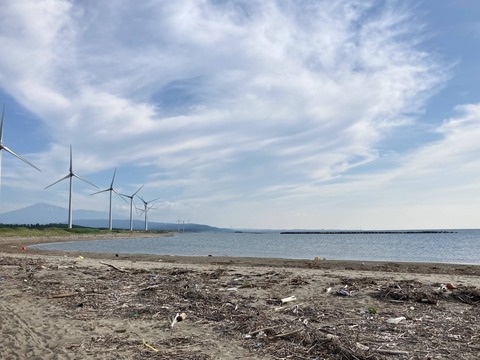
[0,226,169,238]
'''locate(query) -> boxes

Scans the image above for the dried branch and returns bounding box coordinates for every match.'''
[99,261,128,273]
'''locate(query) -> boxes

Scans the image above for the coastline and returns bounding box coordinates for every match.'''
[2,232,479,275]
[1,233,479,359]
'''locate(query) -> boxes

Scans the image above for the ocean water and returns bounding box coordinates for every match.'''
[32,229,480,265]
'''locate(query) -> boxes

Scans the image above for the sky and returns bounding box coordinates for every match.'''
[1,0,480,230]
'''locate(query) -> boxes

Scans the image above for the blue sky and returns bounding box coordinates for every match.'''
[1,0,480,230]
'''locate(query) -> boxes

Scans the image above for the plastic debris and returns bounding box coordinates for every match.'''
[142,339,159,352]
[336,288,352,297]
[387,316,406,324]
[281,295,297,304]
[170,312,187,328]
[438,284,448,292]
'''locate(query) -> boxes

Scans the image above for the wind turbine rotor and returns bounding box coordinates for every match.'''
[119,184,144,231]
[44,145,97,228]
[90,168,118,230]
[135,193,160,231]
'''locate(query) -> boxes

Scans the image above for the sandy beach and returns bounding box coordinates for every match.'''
[1,233,479,359]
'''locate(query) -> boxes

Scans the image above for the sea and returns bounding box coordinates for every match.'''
[32,229,480,265]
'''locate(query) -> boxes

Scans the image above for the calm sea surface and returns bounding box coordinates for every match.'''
[32,229,480,265]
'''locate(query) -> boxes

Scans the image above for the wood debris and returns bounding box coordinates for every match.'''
[3,255,479,359]
[99,261,128,273]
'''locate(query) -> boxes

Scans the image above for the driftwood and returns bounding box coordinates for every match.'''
[272,328,303,338]
[99,261,128,273]
[248,324,284,336]
[7,255,478,359]
[375,348,409,356]
[275,302,304,312]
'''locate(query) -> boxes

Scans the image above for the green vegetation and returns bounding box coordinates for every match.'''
[0,224,169,237]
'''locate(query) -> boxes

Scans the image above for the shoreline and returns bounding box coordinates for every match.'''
[1,232,479,276]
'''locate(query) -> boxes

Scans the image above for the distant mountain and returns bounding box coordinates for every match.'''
[0,203,107,225]
[74,219,230,232]
[0,203,233,232]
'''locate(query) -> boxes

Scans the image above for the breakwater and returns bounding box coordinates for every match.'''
[280,230,455,234]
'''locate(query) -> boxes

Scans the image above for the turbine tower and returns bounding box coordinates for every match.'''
[91,168,119,231]
[119,184,143,231]
[45,145,98,228]
[137,195,160,231]
[0,104,40,193]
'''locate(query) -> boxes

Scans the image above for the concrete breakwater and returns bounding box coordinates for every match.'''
[280,230,456,234]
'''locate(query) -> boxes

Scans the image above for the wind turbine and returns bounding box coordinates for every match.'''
[45,145,98,229]
[176,219,190,233]
[0,104,40,192]
[119,184,143,231]
[136,195,160,231]
[91,168,119,231]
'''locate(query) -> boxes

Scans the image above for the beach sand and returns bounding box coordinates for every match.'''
[1,233,479,359]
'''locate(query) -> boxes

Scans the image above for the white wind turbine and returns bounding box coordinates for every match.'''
[0,104,41,194]
[119,184,143,231]
[91,168,119,231]
[136,195,160,231]
[45,145,98,228]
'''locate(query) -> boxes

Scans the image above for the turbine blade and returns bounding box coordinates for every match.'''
[45,174,71,189]
[2,145,41,171]
[148,197,161,203]
[0,104,40,171]
[116,191,129,204]
[147,204,156,211]
[91,188,110,196]
[72,173,98,188]
[69,145,73,173]
[0,104,5,142]
[110,168,117,187]
[132,184,144,197]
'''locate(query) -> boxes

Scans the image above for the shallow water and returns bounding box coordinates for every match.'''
[32,229,480,264]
